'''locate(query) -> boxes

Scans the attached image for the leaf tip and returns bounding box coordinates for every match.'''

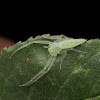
[18,41,22,43]
[3,47,7,50]
[27,36,34,42]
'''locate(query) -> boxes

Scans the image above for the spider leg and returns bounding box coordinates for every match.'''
[10,40,52,59]
[70,48,87,53]
[42,34,62,40]
[61,34,70,39]
[59,50,67,70]
[19,56,56,87]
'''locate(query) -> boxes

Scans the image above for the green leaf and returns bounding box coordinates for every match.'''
[0,35,100,100]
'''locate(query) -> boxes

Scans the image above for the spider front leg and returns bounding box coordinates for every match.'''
[42,34,63,40]
[19,56,56,87]
[10,40,52,59]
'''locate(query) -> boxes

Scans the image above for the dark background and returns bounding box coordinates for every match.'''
[0,32,100,43]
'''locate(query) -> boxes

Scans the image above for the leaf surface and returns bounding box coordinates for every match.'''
[0,35,100,100]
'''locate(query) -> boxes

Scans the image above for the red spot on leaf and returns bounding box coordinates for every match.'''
[24,56,30,65]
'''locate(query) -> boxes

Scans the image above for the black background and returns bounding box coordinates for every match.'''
[0,32,100,43]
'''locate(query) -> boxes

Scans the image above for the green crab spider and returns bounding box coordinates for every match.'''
[10,34,87,87]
